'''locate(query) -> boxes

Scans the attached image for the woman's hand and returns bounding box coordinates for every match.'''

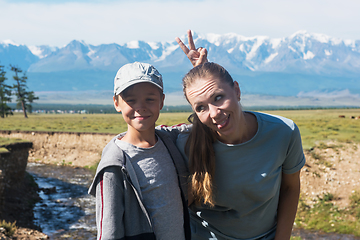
[175,29,208,67]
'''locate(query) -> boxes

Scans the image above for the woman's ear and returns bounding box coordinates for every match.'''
[113,95,122,112]
[234,81,241,101]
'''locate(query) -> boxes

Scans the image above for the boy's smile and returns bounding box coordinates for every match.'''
[113,82,164,139]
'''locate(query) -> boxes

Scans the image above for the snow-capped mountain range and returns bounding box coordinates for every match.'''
[1,31,360,98]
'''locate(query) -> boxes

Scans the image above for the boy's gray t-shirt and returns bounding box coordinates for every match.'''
[176,111,305,239]
[115,136,185,240]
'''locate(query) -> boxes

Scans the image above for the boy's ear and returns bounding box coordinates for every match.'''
[159,94,165,110]
[113,95,122,112]
[234,81,241,101]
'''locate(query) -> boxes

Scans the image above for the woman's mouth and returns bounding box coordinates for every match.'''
[215,115,230,129]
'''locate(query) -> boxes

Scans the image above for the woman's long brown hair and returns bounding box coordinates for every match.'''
[183,62,235,206]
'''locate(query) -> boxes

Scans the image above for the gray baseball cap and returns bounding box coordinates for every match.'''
[114,62,163,95]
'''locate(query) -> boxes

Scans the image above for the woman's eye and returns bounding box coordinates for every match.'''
[195,105,204,112]
[214,95,222,101]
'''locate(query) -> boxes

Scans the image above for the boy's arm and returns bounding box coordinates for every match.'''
[95,167,125,240]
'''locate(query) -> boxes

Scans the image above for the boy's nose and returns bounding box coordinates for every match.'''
[136,102,146,112]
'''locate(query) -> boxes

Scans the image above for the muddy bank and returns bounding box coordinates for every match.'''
[0,130,115,167]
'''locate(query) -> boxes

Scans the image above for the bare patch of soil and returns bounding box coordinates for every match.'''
[300,142,360,208]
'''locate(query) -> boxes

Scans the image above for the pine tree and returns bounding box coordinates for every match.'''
[0,64,13,118]
[10,66,39,118]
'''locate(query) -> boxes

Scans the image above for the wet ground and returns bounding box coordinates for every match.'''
[26,162,97,239]
[26,163,360,240]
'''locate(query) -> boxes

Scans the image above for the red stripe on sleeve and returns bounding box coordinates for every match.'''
[99,174,104,240]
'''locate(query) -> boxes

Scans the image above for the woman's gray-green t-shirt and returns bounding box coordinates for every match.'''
[176,111,305,240]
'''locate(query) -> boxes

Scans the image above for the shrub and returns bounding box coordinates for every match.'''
[0,220,17,237]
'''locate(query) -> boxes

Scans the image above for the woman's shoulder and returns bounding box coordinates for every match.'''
[250,111,296,130]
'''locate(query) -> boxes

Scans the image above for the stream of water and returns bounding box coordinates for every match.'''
[26,162,97,239]
[26,162,360,240]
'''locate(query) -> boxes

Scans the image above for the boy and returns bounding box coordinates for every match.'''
[88,62,190,240]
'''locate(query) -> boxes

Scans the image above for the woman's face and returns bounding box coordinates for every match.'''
[185,77,242,143]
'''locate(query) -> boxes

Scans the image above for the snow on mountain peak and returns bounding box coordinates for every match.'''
[270,38,283,49]
[303,51,315,60]
[246,36,270,61]
[28,46,45,58]
[206,32,249,46]
[311,33,331,43]
[2,30,360,80]
[206,33,222,46]
[290,30,309,39]
[148,41,160,50]
[1,39,20,47]
[264,52,278,64]
[289,31,346,46]
[126,41,140,49]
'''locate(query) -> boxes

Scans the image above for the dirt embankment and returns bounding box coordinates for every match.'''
[0,131,115,168]
[0,131,116,239]
[1,130,359,208]
[1,131,360,239]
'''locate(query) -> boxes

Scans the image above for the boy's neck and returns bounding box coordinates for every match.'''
[120,127,157,148]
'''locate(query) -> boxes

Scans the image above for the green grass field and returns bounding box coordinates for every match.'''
[0,136,29,153]
[1,108,360,238]
[1,109,359,149]
[263,109,360,149]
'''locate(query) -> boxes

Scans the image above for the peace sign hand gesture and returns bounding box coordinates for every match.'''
[175,30,208,67]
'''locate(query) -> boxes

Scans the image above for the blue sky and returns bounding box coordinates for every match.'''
[1,0,359,47]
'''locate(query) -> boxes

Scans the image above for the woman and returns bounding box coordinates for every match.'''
[175,30,305,240]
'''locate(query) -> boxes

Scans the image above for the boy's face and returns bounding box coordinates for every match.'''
[113,82,165,134]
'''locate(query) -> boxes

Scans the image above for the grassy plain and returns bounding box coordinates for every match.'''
[265,109,360,149]
[1,109,359,150]
[0,136,29,153]
[1,108,360,238]
[0,112,190,135]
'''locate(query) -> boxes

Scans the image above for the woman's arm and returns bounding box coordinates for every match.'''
[275,170,301,240]
[176,29,208,67]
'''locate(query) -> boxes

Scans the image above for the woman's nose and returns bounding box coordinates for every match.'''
[209,104,220,118]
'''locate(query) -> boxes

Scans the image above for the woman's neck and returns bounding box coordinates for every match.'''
[217,111,258,145]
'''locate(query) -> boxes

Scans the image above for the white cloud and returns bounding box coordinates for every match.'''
[1,0,360,47]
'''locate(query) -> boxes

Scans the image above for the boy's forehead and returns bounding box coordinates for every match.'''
[121,82,163,96]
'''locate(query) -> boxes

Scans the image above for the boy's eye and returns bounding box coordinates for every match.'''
[146,98,155,102]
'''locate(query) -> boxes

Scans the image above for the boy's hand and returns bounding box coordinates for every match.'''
[175,29,208,67]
